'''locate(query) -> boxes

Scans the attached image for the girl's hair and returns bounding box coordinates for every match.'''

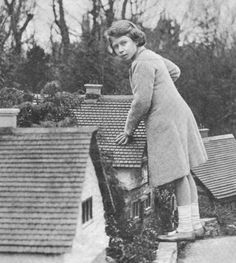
[105,20,146,55]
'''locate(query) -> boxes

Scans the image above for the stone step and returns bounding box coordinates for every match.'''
[154,242,177,263]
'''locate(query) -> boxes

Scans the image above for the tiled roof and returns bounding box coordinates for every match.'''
[193,134,236,200]
[72,95,146,168]
[0,126,96,254]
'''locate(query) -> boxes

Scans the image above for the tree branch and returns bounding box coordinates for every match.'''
[52,0,60,28]
[121,0,129,19]
[1,24,11,48]
[16,0,23,22]
[0,15,8,31]
[4,0,16,14]
[0,15,11,49]
[19,12,33,35]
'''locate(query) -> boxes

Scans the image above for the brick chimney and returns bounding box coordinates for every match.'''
[0,108,20,128]
[84,84,102,102]
[199,128,209,138]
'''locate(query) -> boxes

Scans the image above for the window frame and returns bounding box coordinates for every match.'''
[132,200,140,219]
[141,161,149,184]
[144,192,151,210]
[82,197,93,224]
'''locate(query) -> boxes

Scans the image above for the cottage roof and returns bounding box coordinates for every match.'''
[72,95,146,168]
[0,126,96,254]
[193,134,236,201]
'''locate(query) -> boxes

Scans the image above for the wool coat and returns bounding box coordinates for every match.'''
[124,47,208,186]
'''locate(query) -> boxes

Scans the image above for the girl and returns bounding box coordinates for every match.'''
[106,20,208,242]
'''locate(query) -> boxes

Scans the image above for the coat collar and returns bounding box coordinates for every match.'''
[131,46,146,62]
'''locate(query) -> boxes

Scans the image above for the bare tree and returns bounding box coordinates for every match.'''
[0,6,11,51]
[182,0,236,46]
[3,0,34,54]
[100,0,115,27]
[90,0,102,40]
[52,0,70,62]
[120,0,128,19]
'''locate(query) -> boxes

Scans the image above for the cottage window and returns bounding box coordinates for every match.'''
[82,197,93,224]
[132,200,140,218]
[144,193,151,210]
[142,163,148,183]
[171,193,177,213]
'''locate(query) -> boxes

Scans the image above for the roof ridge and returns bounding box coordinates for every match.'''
[78,94,133,101]
[100,95,133,100]
[203,134,234,142]
[0,126,98,135]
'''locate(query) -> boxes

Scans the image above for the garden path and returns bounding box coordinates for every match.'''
[178,236,236,263]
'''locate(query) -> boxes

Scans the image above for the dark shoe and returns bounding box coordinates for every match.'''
[157,231,195,242]
[194,227,205,239]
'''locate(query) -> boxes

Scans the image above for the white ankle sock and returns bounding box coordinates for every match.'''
[191,202,202,230]
[177,205,193,233]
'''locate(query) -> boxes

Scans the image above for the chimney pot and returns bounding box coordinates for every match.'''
[84,84,102,102]
[0,108,20,128]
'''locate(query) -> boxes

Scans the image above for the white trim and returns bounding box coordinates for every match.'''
[12,126,98,134]
[0,108,20,114]
[203,134,234,142]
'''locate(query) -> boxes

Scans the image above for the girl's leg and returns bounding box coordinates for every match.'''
[187,173,203,230]
[175,176,193,233]
[175,175,191,206]
[157,176,195,241]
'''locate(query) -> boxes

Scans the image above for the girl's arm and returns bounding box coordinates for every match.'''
[124,60,155,136]
[163,57,181,82]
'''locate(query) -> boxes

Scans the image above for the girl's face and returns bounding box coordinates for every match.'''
[110,35,138,61]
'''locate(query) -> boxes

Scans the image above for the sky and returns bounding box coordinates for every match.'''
[28,0,90,49]
[1,0,236,50]
[26,0,193,49]
[32,0,190,45]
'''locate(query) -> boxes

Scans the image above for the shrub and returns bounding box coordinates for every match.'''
[0,87,30,108]
[17,81,82,127]
[106,215,160,263]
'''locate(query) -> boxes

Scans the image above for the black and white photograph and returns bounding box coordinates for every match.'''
[0,0,236,262]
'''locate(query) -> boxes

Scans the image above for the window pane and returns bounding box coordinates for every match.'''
[82,202,85,223]
[82,197,93,224]
[89,197,93,220]
[86,199,89,222]
[132,203,135,217]
[132,201,140,218]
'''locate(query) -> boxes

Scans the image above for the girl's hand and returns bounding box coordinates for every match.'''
[115,132,130,145]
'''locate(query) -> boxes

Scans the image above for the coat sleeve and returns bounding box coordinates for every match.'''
[124,60,155,135]
[163,57,181,82]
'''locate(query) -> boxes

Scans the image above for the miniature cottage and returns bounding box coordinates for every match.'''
[0,109,108,263]
[73,85,236,222]
[72,84,153,221]
[193,132,236,210]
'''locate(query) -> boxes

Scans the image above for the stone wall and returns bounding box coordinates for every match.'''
[114,167,153,220]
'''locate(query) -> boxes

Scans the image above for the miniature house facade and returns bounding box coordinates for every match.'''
[114,157,152,220]
[0,109,108,263]
[72,85,154,221]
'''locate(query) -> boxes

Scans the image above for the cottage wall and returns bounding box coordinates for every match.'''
[115,167,152,220]
[115,167,148,191]
[64,156,109,263]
